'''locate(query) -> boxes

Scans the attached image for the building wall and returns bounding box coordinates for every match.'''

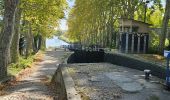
[119,19,150,33]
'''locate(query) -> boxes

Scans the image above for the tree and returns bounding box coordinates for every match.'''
[66,0,162,49]
[0,0,67,79]
[20,0,67,56]
[159,0,170,53]
[0,0,19,79]
[10,6,22,63]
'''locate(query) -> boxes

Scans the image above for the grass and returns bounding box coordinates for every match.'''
[7,51,44,76]
[8,55,35,76]
[138,54,165,64]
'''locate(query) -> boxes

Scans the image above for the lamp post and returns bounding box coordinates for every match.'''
[144,0,150,23]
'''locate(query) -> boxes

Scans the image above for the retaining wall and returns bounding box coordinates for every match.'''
[52,64,81,100]
[67,50,104,63]
[52,64,67,100]
[104,53,166,79]
[66,51,166,79]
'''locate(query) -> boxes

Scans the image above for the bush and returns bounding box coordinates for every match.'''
[8,55,35,76]
[148,31,160,54]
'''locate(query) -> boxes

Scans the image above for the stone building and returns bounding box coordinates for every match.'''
[119,18,152,53]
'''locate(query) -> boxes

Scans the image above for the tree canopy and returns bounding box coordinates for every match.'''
[0,0,67,79]
[66,0,163,48]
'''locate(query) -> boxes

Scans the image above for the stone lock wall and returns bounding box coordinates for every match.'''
[67,50,104,63]
[104,53,166,79]
[66,50,166,79]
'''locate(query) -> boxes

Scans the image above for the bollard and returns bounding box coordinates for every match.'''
[144,69,151,80]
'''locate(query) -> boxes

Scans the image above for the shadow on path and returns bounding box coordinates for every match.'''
[0,50,65,100]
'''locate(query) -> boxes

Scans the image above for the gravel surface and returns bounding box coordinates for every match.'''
[0,50,65,100]
[67,63,170,100]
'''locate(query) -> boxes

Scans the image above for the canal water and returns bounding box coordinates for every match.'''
[46,36,69,48]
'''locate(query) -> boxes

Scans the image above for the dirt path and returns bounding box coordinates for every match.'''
[0,50,65,100]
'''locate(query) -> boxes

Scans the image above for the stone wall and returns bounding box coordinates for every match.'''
[67,50,104,63]
[66,51,166,79]
[104,53,165,79]
[52,64,81,100]
[52,64,67,100]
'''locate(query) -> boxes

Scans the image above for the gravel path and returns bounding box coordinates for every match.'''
[0,50,65,100]
[67,63,170,100]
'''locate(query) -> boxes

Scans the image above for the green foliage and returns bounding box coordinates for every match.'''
[134,6,164,27]
[0,0,4,15]
[148,31,160,53]
[66,0,163,48]
[59,34,72,43]
[165,38,169,47]
[20,0,67,38]
[54,30,65,36]
[8,55,35,76]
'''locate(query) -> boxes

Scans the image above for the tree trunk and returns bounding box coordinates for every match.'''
[25,23,33,59]
[38,35,42,50]
[41,37,46,51]
[10,8,21,63]
[33,34,42,53]
[0,0,18,80]
[33,35,37,53]
[159,0,170,54]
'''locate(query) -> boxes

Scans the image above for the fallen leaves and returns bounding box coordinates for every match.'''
[79,92,90,100]
[0,85,8,96]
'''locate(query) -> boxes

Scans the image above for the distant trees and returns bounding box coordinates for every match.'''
[0,0,67,80]
[66,0,162,49]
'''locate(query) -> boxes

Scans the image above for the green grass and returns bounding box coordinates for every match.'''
[8,55,35,76]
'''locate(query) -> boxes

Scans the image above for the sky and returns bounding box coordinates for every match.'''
[59,0,75,30]
[161,0,166,7]
[46,0,75,48]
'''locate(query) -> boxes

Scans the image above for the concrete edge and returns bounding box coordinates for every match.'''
[61,65,81,100]
[53,64,81,100]
[63,52,74,64]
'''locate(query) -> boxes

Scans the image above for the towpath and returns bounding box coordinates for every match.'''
[0,50,65,100]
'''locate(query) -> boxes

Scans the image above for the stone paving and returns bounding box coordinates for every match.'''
[67,63,170,100]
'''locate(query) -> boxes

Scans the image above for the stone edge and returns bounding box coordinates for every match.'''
[53,64,81,100]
